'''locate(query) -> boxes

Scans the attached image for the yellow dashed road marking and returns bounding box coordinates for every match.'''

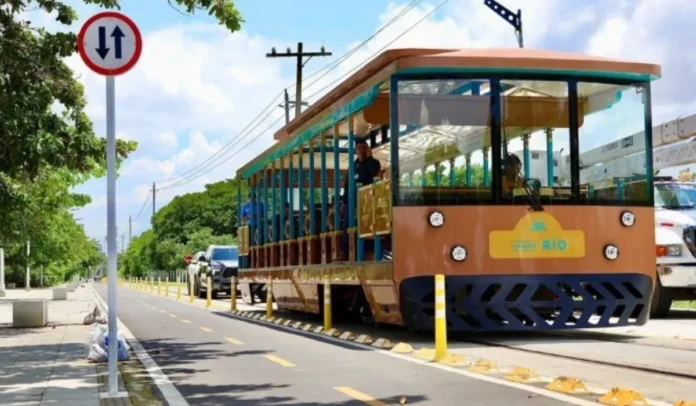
[160,310,167,313]
[225,337,244,345]
[200,327,213,333]
[180,319,191,324]
[334,387,388,406]
[263,354,295,367]
[169,314,178,318]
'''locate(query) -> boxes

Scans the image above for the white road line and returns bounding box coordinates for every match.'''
[92,287,189,406]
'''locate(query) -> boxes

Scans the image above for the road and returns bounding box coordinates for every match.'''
[96,284,580,405]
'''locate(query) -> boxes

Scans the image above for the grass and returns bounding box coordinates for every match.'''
[673,301,696,310]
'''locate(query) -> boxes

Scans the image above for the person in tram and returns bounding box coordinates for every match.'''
[241,192,265,244]
[339,139,381,259]
[502,153,524,197]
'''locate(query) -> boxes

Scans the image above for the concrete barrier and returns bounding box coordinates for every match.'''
[52,287,67,300]
[13,300,48,327]
[7,283,16,289]
[67,283,77,293]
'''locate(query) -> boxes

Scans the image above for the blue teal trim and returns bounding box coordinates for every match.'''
[271,170,277,243]
[394,67,659,82]
[617,179,624,201]
[374,236,382,261]
[435,163,441,186]
[263,170,269,245]
[483,151,490,187]
[449,159,455,185]
[333,136,340,232]
[279,168,286,241]
[309,145,316,237]
[320,140,328,233]
[421,167,427,186]
[408,172,413,187]
[546,132,554,187]
[523,136,530,178]
[465,155,472,186]
[241,84,381,179]
[289,159,295,239]
[298,150,304,239]
[348,130,356,229]
[255,179,262,246]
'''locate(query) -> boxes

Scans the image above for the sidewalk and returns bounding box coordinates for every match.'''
[0,285,101,405]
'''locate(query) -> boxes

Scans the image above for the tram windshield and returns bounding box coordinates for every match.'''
[387,78,651,206]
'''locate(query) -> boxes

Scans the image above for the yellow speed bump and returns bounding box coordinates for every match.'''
[282,320,293,327]
[412,348,436,361]
[545,377,589,395]
[437,353,467,366]
[354,334,374,345]
[674,401,696,406]
[468,359,499,374]
[504,367,540,383]
[391,343,415,354]
[273,318,284,324]
[323,328,340,337]
[312,326,324,334]
[598,388,649,406]
[338,331,356,341]
[301,324,314,332]
[371,338,394,349]
[291,321,303,329]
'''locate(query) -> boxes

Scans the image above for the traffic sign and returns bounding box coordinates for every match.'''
[76,11,142,398]
[77,11,142,76]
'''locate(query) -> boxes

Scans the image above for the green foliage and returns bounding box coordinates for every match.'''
[120,179,242,276]
[1,0,243,285]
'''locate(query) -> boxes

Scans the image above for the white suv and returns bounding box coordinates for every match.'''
[653,180,696,317]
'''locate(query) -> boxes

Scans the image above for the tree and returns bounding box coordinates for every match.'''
[1,0,244,284]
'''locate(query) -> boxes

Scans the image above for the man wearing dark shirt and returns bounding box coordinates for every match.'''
[340,139,381,259]
[342,139,381,204]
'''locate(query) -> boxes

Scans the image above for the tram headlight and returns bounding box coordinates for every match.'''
[604,244,619,260]
[620,211,635,227]
[451,245,467,262]
[428,211,445,228]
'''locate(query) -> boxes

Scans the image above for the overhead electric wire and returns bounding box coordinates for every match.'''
[154,0,438,191]
[304,0,451,102]
[158,113,285,190]
[132,193,151,222]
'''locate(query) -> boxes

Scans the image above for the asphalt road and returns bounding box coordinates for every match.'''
[95,285,578,406]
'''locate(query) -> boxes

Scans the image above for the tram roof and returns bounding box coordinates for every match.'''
[237,48,661,180]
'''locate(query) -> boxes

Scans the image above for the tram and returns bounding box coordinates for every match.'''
[235,48,662,332]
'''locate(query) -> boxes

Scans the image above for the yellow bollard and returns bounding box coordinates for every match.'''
[189,276,195,303]
[151,277,154,293]
[434,274,447,361]
[206,275,212,308]
[266,279,273,319]
[230,277,237,312]
[323,276,332,331]
[165,277,169,298]
[157,277,161,296]
[176,276,182,300]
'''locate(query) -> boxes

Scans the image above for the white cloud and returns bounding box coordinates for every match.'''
[56,0,696,243]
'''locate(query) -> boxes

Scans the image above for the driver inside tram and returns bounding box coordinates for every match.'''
[502,153,524,197]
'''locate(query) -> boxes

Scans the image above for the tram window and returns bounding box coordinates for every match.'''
[578,82,650,205]
[395,79,492,205]
[499,80,572,203]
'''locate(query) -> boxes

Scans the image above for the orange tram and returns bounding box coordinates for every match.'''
[235,48,662,332]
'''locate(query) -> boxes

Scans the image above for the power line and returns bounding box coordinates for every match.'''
[153,1,435,191]
[132,193,150,222]
[304,0,452,102]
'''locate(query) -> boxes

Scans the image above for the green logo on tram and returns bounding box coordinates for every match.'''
[530,221,546,232]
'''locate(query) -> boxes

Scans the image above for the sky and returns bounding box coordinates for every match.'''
[26,0,696,248]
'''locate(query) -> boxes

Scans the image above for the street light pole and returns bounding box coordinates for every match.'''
[25,239,30,291]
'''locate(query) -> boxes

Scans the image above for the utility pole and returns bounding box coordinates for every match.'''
[128,215,132,245]
[483,0,523,48]
[278,89,309,125]
[121,234,125,254]
[152,182,156,218]
[266,42,331,119]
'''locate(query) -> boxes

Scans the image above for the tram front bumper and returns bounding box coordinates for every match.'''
[399,273,653,332]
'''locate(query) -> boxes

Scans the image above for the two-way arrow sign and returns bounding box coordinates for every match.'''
[77,12,142,76]
[96,26,125,60]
